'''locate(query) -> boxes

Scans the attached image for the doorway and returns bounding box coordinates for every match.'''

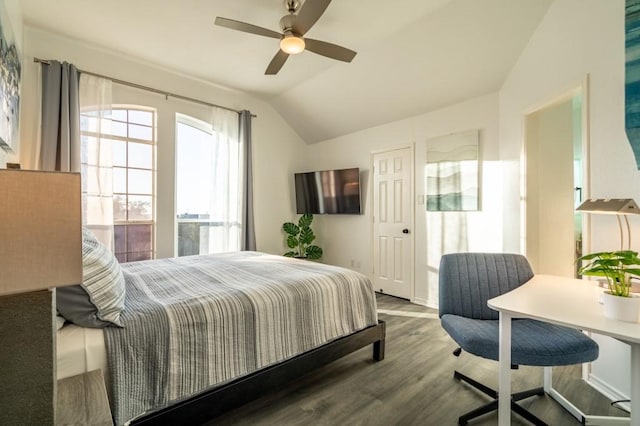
[371,146,414,300]
[524,85,587,277]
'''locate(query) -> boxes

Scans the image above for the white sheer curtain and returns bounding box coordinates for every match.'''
[208,107,242,252]
[79,74,114,249]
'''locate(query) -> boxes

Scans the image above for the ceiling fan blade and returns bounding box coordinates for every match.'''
[215,17,282,39]
[304,38,357,63]
[292,0,332,35]
[265,50,290,75]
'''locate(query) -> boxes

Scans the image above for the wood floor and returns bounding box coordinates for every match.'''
[208,294,629,425]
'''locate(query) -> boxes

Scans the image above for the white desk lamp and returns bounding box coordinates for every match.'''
[576,198,640,250]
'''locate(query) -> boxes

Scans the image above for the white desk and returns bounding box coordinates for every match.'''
[488,275,640,426]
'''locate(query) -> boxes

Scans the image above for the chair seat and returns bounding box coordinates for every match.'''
[441,314,599,366]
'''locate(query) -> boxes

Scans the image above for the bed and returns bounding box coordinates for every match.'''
[56,247,384,425]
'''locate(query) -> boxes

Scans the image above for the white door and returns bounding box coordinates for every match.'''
[372,147,413,299]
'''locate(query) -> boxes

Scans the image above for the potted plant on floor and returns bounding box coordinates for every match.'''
[282,213,323,260]
[577,250,640,322]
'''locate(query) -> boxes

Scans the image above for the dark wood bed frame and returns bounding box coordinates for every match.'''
[131,320,386,425]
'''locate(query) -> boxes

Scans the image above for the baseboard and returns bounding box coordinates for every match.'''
[411,297,438,309]
[587,373,631,413]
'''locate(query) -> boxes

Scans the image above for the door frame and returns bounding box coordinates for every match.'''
[369,144,415,301]
[520,75,591,260]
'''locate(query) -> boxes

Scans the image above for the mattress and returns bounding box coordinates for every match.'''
[56,323,108,383]
[105,251,378,424]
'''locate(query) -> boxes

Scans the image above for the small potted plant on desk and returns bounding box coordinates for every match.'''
[282,213,323,260]
[577,250,640,322]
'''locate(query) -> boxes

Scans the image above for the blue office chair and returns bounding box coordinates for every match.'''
[439,253,599,425]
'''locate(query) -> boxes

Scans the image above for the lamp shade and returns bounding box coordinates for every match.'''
[576,198,640,215]
[0,169,82,296]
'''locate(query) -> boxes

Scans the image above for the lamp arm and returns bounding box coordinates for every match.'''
[624,214,632,251]
[616,215,624,251]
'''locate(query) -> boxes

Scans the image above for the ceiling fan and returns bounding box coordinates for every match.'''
[215,0,357,75]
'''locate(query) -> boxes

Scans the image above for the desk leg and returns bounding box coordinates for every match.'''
[632,343,640,426]
[498,311,512,426]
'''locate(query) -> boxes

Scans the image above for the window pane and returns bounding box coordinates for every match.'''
[114,225,127,253]
[128,142,152,169]
[109,109,127,122]
[126,224,152,253]
[82,116,99,133]
[81,136,98,165]
[176,122,212,216]
[128,195,152,221]
[110,120,127,137]
[129,124,152,141]
[113,195,127,221]
[177,222,200,256]
[113,167,127,193]
[128,169,152,194]
[127,252,152,262]
[113,140,127,167]
[128,110,152,126]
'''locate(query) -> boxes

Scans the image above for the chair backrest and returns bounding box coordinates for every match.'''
[438,252,534,320]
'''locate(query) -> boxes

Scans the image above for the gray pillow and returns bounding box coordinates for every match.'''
[56,228,126,328]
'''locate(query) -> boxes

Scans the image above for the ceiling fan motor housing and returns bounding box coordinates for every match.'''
[280,15,297,35]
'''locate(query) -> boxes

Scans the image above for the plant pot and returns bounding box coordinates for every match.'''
[602,291,640,322]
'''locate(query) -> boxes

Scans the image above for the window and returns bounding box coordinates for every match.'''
[80,107,156,263]
[176,114,241,256]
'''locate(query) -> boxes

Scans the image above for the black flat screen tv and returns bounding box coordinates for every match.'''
[294,167,361,214]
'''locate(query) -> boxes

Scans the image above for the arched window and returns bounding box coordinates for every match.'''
[80,106,156,262]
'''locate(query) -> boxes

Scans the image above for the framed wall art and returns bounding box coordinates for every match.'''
[0,2,21,153]
[425,129,480,212]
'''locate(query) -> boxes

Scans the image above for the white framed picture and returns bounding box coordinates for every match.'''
[0,2,21,153]
[426,130,480,211]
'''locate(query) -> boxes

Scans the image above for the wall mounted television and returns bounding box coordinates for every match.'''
[294,167,361,214]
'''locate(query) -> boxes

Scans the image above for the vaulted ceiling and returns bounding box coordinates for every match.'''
[20,0,553,142]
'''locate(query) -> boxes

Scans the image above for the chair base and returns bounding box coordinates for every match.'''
[454,370,547,425]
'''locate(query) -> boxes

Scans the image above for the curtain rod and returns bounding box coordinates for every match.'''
[34,57,256,117]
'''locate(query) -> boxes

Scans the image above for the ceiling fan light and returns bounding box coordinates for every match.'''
[280,35,305,54]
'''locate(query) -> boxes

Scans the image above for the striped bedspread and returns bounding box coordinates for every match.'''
[103,251,378,425]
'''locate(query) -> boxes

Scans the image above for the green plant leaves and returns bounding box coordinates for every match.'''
[577,250,640,297]
[282,214,322,260]
[286,235,299,249]
[298,213,313,228]
[283,222,299,236]
[305,245,323,260]
[298,227,315,245]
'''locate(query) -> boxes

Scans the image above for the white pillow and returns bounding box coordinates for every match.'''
[56,314,66,331]
[80,228,126,326]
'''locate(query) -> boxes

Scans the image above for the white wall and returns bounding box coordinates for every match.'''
[499,0,638,403]
[306,92,502,307]
[19,27,307,255]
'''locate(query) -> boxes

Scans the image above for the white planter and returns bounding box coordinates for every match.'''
[602,291,640,323]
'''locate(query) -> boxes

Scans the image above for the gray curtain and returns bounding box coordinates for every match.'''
[40,61,80,172]
[240,110,256,251]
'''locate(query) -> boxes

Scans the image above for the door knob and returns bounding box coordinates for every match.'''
[402,228,410,234]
